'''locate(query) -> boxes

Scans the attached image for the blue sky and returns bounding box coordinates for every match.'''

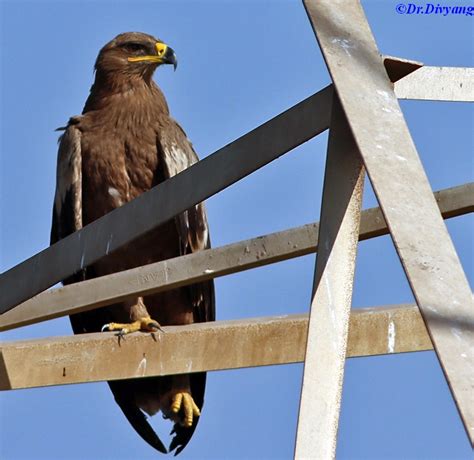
[0,1,472,459]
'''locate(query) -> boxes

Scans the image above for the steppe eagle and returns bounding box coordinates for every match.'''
[51,32,214,455]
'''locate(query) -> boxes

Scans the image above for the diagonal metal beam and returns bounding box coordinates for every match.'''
[0,55,425,315]
[0,86,334,314]
[304,0,474,444]
[295,96,365,458]
[0,304,433,391]
[0,183,470,332]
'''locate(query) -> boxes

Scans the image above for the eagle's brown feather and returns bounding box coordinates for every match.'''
[51,32,214,455]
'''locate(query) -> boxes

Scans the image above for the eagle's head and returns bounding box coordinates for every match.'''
[94,32,177,81]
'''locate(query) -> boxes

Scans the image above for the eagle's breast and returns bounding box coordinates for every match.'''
[80,92,164,226]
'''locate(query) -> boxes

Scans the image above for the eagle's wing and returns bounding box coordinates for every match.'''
[51,123,82,245]
[158,119,216,455]
[158,118,215,321]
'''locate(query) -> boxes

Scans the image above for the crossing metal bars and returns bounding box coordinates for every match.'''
[1,0,473,456]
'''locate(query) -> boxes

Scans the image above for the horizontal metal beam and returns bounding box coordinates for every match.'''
[0,85,334,314]
[394,67,474,102]
[1,183,471,332]
[0,304,433,391]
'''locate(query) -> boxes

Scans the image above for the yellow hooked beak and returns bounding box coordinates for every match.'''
[128,42,178,70]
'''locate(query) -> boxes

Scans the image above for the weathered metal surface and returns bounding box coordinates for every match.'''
[0,304,433,391]
[295,97,365,458]
[304,0,474,443]
[0,85,334,314]
[395,67,474,101]
[1,183,471,332]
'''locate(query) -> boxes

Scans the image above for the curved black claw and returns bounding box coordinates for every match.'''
[115,329,128,346]
[148,321,164,333]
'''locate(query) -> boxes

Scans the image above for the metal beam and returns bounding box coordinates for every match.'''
[304,0,474,443]
[0,55,438,314]
[295,97,365,458]
[1,183,471,332]
[395,67,474,101]
[0,52,442,316]
[0,304,433,391]
[0,86,334,314]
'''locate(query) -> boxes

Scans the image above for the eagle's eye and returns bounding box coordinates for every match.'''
[121,42,147,54]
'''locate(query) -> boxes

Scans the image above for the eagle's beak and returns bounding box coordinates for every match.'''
[160,44,178,71]
[127,42,178,70]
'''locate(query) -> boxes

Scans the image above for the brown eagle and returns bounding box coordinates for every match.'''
[51,32,215,455]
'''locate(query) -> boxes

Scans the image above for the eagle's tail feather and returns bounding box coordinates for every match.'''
[109,381,167,454]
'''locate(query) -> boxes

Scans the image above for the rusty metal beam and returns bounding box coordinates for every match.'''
[0,85,334,314]
[395,67,474,102]
[1,183,471,332]
[304,0,474,443]
[295,97,364,458]
[0,304,433,391]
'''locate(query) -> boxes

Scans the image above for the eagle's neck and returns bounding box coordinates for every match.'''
[82,72,169,118]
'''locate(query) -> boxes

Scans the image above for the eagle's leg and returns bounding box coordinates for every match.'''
[161,376,201,428]
[101,296,163,335]
[170,391,201,427]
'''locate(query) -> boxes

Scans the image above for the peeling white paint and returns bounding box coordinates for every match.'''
[388,320,396,353]
[331,38,355,57]
[395,154,408,162]
[376,89,391,101]
[451,327,463,342]
[163,261,169,283]
[105,236,113,255]
[137,357,147,376]
[324,274,336,329]
[324,236,330,252]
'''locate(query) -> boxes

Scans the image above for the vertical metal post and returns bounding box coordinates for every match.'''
[295,97,365,459]
[303,0,474,443]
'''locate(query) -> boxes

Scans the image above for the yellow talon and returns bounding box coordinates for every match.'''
[101,316,163,335]
[170,392,201,427]
[171,393,183,413]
